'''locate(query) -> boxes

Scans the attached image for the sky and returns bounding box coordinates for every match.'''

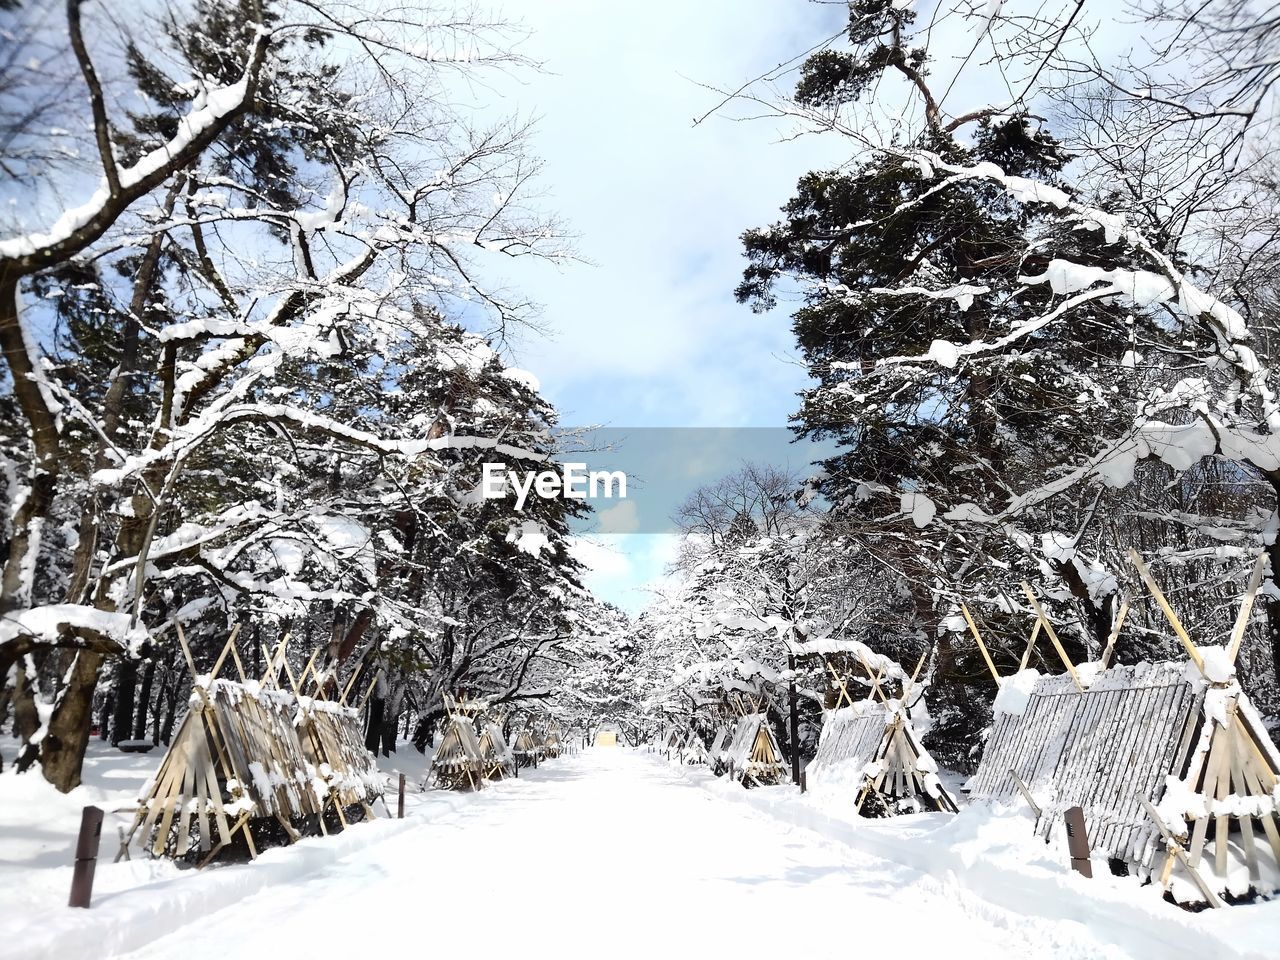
[475,1,1142,613]
[481,0,854,611]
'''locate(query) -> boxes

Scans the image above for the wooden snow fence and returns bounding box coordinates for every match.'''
[682,734,710,765]
[127,629,382,866]
[428,716,486,790]
[512,728,539,767]
[809,700,958,815]
[726,713,788,787]
[477,720,515,780]
[966,552,1280,905]
[543,726,563,759]
[295,696,384,813]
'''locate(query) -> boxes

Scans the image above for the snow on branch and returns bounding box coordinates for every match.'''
[878,149,1278,430]
[0,604,148,654]
[0,27,270,267]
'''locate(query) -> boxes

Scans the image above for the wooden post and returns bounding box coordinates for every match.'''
[800,767,807,794]
[1063,806,1092,878]
[397,773,405,819]
[68,806,104,908]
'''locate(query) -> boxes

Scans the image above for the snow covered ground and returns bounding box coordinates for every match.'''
[1,745,1277,959]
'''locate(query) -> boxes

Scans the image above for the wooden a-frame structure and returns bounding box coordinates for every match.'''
[809,652,957,815]
[126,628,381,866]
[966,552,1280,905]
[477,718,515,781]
[428,699,487,791]
[542,724,563,759]
[709,725,731,776]
[512,728,539,767]
[724,694,788,787]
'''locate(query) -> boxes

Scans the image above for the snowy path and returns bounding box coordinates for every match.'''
[99,749,1150,960]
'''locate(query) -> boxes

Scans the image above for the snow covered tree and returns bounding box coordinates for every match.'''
[0,1,574,788]
[729,0,1280,755]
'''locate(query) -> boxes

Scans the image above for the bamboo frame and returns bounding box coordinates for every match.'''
[961,602,1002,684]
[972,555,1280,906]
[127,627,382,865]
[1020,583,1083,692]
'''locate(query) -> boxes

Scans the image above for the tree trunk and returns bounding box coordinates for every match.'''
[364,694,384,753]
[160,678,181,744]
[787,652,800,784]
[12,660,39,743]
[378,711,397,756]
[133,659,156,742]
[29,650,105,790]
[98,690,113,741]
[110,659,137,746]
[1264,537,1280,688]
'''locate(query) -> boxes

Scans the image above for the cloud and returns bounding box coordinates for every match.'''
[490,0,849,429]
[596,498,640,534]
[569,533,684,613]
[568,537,632,579]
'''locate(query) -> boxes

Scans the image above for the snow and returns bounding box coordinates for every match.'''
[900,491,937,528]
[926,338,962,367]
[992,668,1042,717]
[0,60,260,259]
[0,604,148,653]
[500,366,541,391]
[1199,644,1235,684]
[5,746,1275,959]
[507,519,550,554]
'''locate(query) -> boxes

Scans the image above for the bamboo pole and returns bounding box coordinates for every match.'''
[857,651,889,704]
[1020,583,1084,692]
[1018,619,1041,672]
[1226,552,1267,666]
[1128,549,1205,675]
[960,602,1002,684]
[1100,596,1129,669]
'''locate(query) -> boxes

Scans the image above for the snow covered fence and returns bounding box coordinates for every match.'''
[725,713,788,787]
[967,658,1280,901]
[129,677,381,864]
[808,699,957,815]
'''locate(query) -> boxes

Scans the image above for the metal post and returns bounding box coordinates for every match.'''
[69,806,104,908]
[1064,806,1092,878]
[397,773,405,819]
